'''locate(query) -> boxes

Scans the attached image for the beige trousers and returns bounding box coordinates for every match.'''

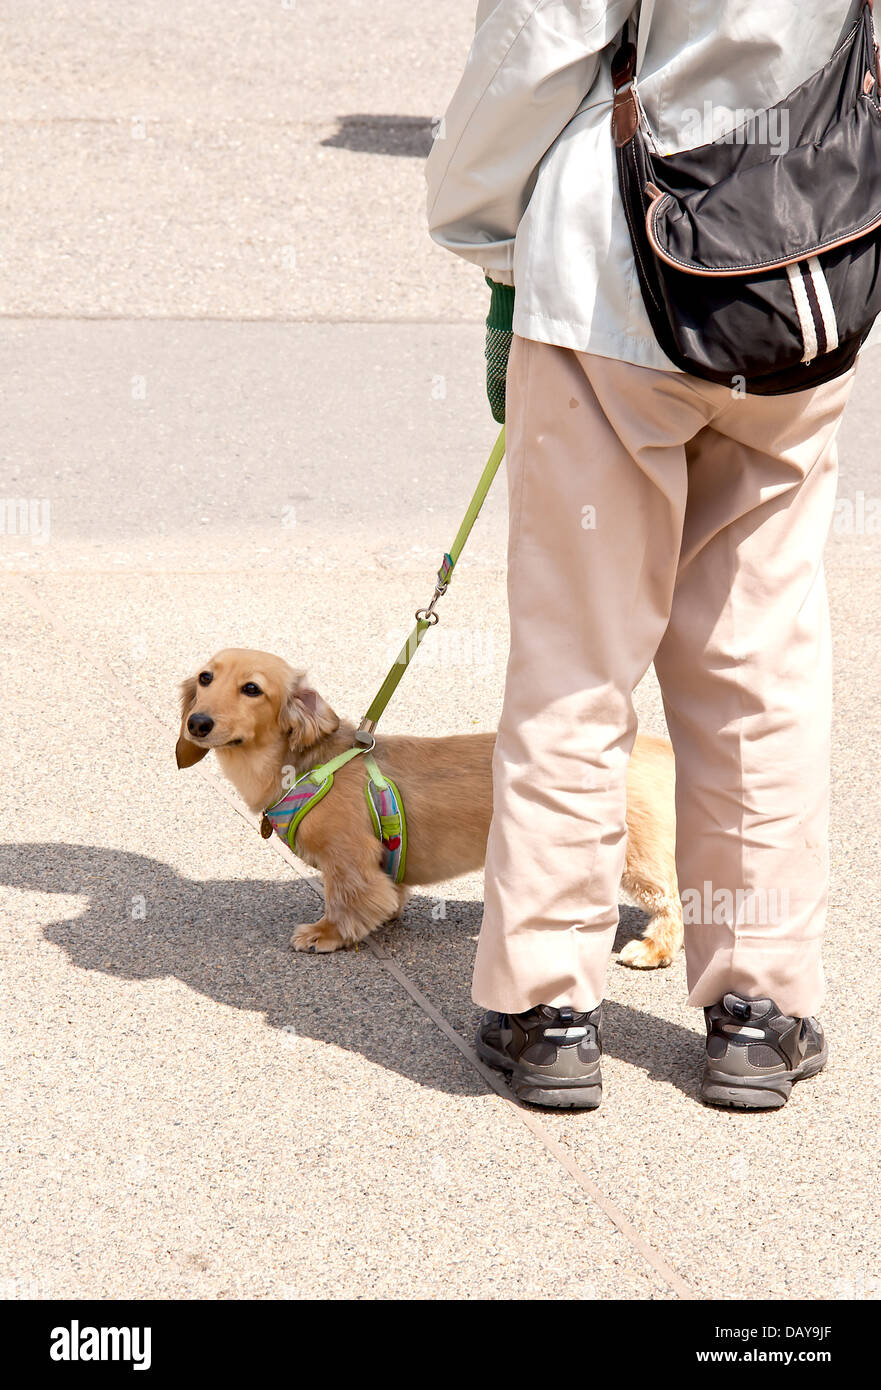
[473,337,856,1019]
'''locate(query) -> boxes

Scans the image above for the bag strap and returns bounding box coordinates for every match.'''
[611,18,639,145]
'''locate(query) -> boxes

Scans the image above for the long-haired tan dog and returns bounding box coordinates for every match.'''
[176,649,682,965]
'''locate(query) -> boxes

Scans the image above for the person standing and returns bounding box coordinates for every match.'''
[426,0,877,1109]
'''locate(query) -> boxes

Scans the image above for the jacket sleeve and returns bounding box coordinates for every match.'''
[425,1,638,286]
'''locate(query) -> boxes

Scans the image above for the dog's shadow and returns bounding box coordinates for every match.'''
[0,843,701,1099]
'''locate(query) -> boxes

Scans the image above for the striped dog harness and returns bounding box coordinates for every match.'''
[261,746,407,884]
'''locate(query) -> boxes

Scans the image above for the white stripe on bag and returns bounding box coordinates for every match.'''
[787,261,818,364]
[806,255,839,354]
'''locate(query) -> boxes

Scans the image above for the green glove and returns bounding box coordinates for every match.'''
[485,277,515,424]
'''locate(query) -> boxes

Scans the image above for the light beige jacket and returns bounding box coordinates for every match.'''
[426,0,876,369]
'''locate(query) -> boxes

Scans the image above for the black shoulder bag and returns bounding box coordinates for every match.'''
[611,0,881,393]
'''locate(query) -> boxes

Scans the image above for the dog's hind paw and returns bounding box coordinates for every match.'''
[619,935,674,970]
[291,919,346,953]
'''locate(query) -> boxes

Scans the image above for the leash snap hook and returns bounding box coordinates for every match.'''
[416,578,448,625]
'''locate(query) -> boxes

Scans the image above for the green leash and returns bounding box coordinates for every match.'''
[355,425,506,745]
[262,425,506,882]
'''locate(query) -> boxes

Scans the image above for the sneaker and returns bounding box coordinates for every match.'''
[701,992,828,1110]
[476,1004,603,1109]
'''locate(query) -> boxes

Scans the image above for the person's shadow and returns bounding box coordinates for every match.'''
[0,843,701,1099]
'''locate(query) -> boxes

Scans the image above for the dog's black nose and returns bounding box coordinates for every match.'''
[187,714,214,737]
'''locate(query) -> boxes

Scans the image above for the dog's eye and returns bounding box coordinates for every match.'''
[198,671,213,686]
[241,682,262,697]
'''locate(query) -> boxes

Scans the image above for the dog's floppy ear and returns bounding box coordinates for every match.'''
[175,675,210,769]
[279,680,339,751]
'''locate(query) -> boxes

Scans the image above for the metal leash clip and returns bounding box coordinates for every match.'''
[415,552,453,625]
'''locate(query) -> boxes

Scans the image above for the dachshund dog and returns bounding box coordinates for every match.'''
[176,649,682,964]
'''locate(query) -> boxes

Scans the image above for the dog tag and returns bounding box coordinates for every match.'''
[260,814,274,839]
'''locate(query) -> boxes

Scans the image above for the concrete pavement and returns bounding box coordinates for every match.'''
[1,3,879,1302]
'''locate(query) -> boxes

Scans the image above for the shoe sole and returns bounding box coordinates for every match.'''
[701,1044,828,1111]
[475,1030,602,1110]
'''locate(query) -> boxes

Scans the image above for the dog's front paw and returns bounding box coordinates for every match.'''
[619,936,674,970]
[385,885,410,922]
[291,918,346,953]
